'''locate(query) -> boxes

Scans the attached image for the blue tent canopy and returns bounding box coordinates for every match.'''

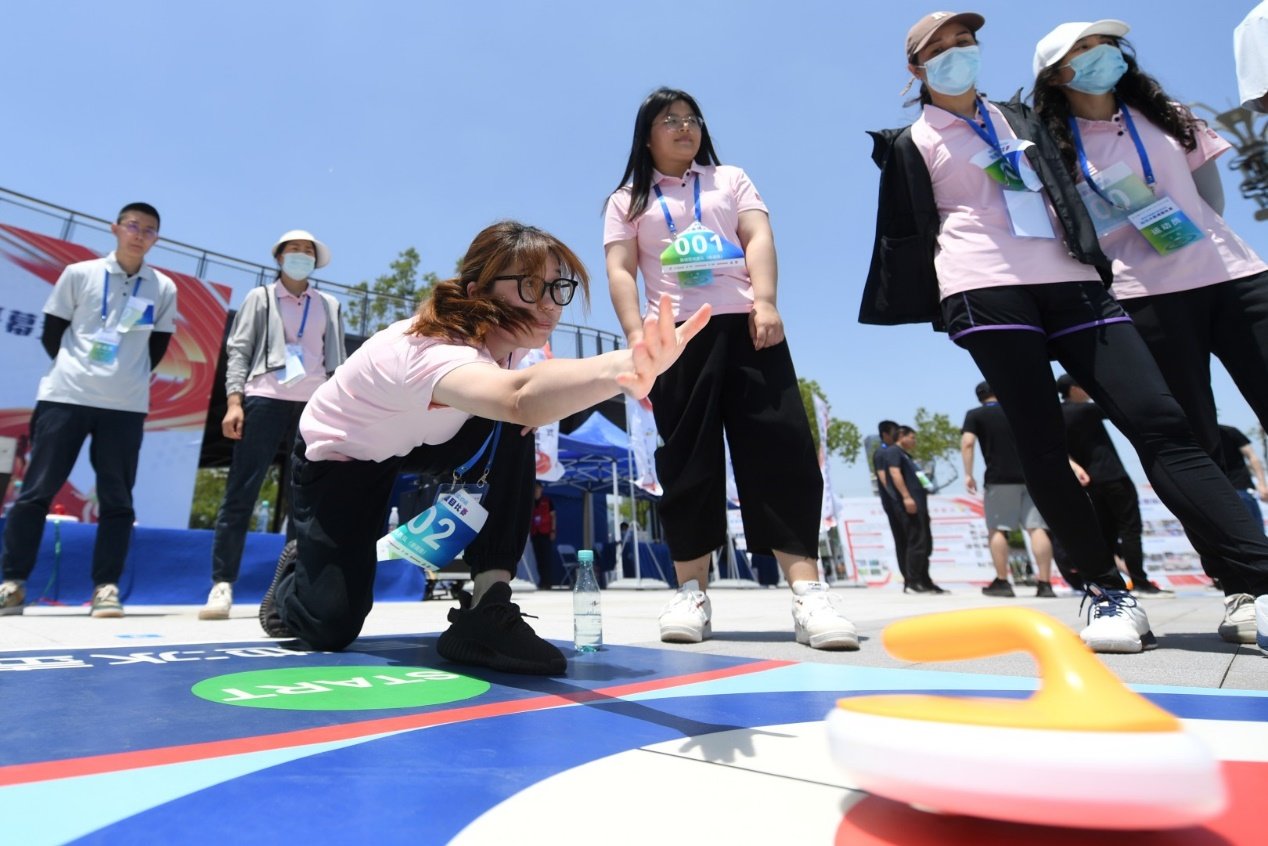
[556,411,649,494]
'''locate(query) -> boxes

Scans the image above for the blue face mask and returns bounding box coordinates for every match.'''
[921,45,980,96]
[281,252,316,281]
[1065,44,1127,95]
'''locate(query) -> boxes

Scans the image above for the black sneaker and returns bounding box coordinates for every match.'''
[1035,581,1057,598]
[982,578,1015,597]
[259,540,298,638]
[437,581,566,675]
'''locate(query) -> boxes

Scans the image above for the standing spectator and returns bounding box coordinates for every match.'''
[1056,373,1171,596]
[1032,18,1268,645]
[200,230,346,620]
[872,420,910,589]
[888,425,946,594]
[1217,423,1268,527]
[604,87,858,650]
[529,482,558,589]
[1236,2,1268,113]
[0,202,177,617]
[962,381,1056,598]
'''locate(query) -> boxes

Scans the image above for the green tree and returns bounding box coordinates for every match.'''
[347,247,442,335]
[798,378,861,464]
[911,407,962,492]
[188,466,279,529]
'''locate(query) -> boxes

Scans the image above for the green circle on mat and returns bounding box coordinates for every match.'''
[191,666,490,711]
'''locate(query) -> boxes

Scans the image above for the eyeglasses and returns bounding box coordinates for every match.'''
[118,221,159,240]
[659,115,704,132]
[493,275,579,306]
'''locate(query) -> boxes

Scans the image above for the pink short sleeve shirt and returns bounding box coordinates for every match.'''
[300,319,499,462]
[911,99,1101,298]
[1072,108,1266,300]
[603,163,767,320]
[245,283,329,401]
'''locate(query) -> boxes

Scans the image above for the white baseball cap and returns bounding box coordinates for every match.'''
[271,229,331,269]
[1033,19,1130,77]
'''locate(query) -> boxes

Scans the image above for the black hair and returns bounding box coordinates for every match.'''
[878,420,900,439]
[117,202,160,228]
[1032,38,1199,180]
[975,381,993,402]
[897,425,916,438]
[607,87,722,222]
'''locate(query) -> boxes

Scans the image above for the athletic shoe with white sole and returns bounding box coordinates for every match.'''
[659,579,711,643]
[1256,595,1268,652]
[199,581,233,620]
[0,580,25,616]
[1079,584,1155,654]
[1218,593,1256,645]
[90,584,124,618]
[791,581,859,650]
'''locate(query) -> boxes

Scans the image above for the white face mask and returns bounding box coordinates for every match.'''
[281,252,316,281]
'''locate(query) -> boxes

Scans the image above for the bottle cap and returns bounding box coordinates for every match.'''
[578,549,594,563]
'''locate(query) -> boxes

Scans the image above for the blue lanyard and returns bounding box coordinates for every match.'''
[957,98,1007,161]
[1067,99,1155,210]
[652,174,701,237]
[101,270,143,321]
[453,422,502,484]
[296,293,312,340]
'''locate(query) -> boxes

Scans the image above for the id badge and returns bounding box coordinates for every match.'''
[1003,190,1056,239]
[435,482,485,503]
[1127,195,1204,255]
[88,329,121,364]
[659,220,746,289]
[376,488,488,570]
[279,343,307,385]
[117,296,154,332]
[1076,162,1156,238]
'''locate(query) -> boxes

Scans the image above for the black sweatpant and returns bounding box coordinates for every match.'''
[276,417,536,651]
[901,502,932,587]
[1051,477,1145,586]
[1122,270,1268,593]
[880,493,910,583]
[649,313,822,561]
[958,320,1268,596]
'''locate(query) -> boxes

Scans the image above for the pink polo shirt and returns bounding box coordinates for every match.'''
[1071,107,1266,300]
[911,99,1101,298]
[245,282,329,401]
[300,319,513,462]
[603,163,767,320]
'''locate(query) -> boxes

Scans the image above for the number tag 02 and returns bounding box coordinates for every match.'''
[376,488,488,570]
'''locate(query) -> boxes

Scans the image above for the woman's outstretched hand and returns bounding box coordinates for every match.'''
[616,294,711,399]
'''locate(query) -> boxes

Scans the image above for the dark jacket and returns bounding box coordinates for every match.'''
[859,96,1113,330]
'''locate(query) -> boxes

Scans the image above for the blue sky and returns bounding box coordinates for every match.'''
[2,1,1264,496]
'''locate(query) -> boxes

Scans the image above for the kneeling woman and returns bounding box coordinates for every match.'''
[260,221,709,675]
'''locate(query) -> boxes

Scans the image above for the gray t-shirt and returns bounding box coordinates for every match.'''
[38,253,178,413]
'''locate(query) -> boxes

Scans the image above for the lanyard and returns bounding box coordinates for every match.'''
[101,271,143,321]
[1068,99,1155,210]
[652,174,701,237]
[296,293,312,340]
[957,98,1007,161]
[453,422,502,484]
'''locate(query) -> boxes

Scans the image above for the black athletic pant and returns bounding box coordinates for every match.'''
[958,322,1268,596]
[649,313,822,561]
[1051,477,1145,586]
[880,493,910,584]
[901,502,932,587]
[1123,270,1268,593]
[276,417,535,651]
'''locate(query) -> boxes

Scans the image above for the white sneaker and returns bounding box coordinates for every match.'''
[1218,593,1257,644]
[0,580,25,616]
[198,581,233,620]
[90,584,124,618]
[1256,595,1268,652]
[1079,586,1154,653]
[659,579,711,643]
[791,581,859,650]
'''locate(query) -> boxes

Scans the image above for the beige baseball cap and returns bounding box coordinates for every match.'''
[906,11,985,60]
[1033,20,1130,77]
[271,229,330,269]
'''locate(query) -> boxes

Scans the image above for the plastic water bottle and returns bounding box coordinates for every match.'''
[387,506,400,531]
[573,549,602,652]
[256,499,271,532]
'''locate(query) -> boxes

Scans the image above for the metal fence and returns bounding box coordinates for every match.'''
[0,187,623,355]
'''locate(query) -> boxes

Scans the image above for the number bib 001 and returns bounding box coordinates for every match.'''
[658,221,746,288]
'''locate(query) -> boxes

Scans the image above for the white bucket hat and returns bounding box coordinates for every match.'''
[271,229,331,269]
[1033,19,1130,77]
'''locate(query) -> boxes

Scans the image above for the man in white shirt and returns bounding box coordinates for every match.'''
[0,202,178,618]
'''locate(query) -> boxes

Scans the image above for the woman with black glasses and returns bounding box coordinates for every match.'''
[259,220,709,675]
[604,87,862,651]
